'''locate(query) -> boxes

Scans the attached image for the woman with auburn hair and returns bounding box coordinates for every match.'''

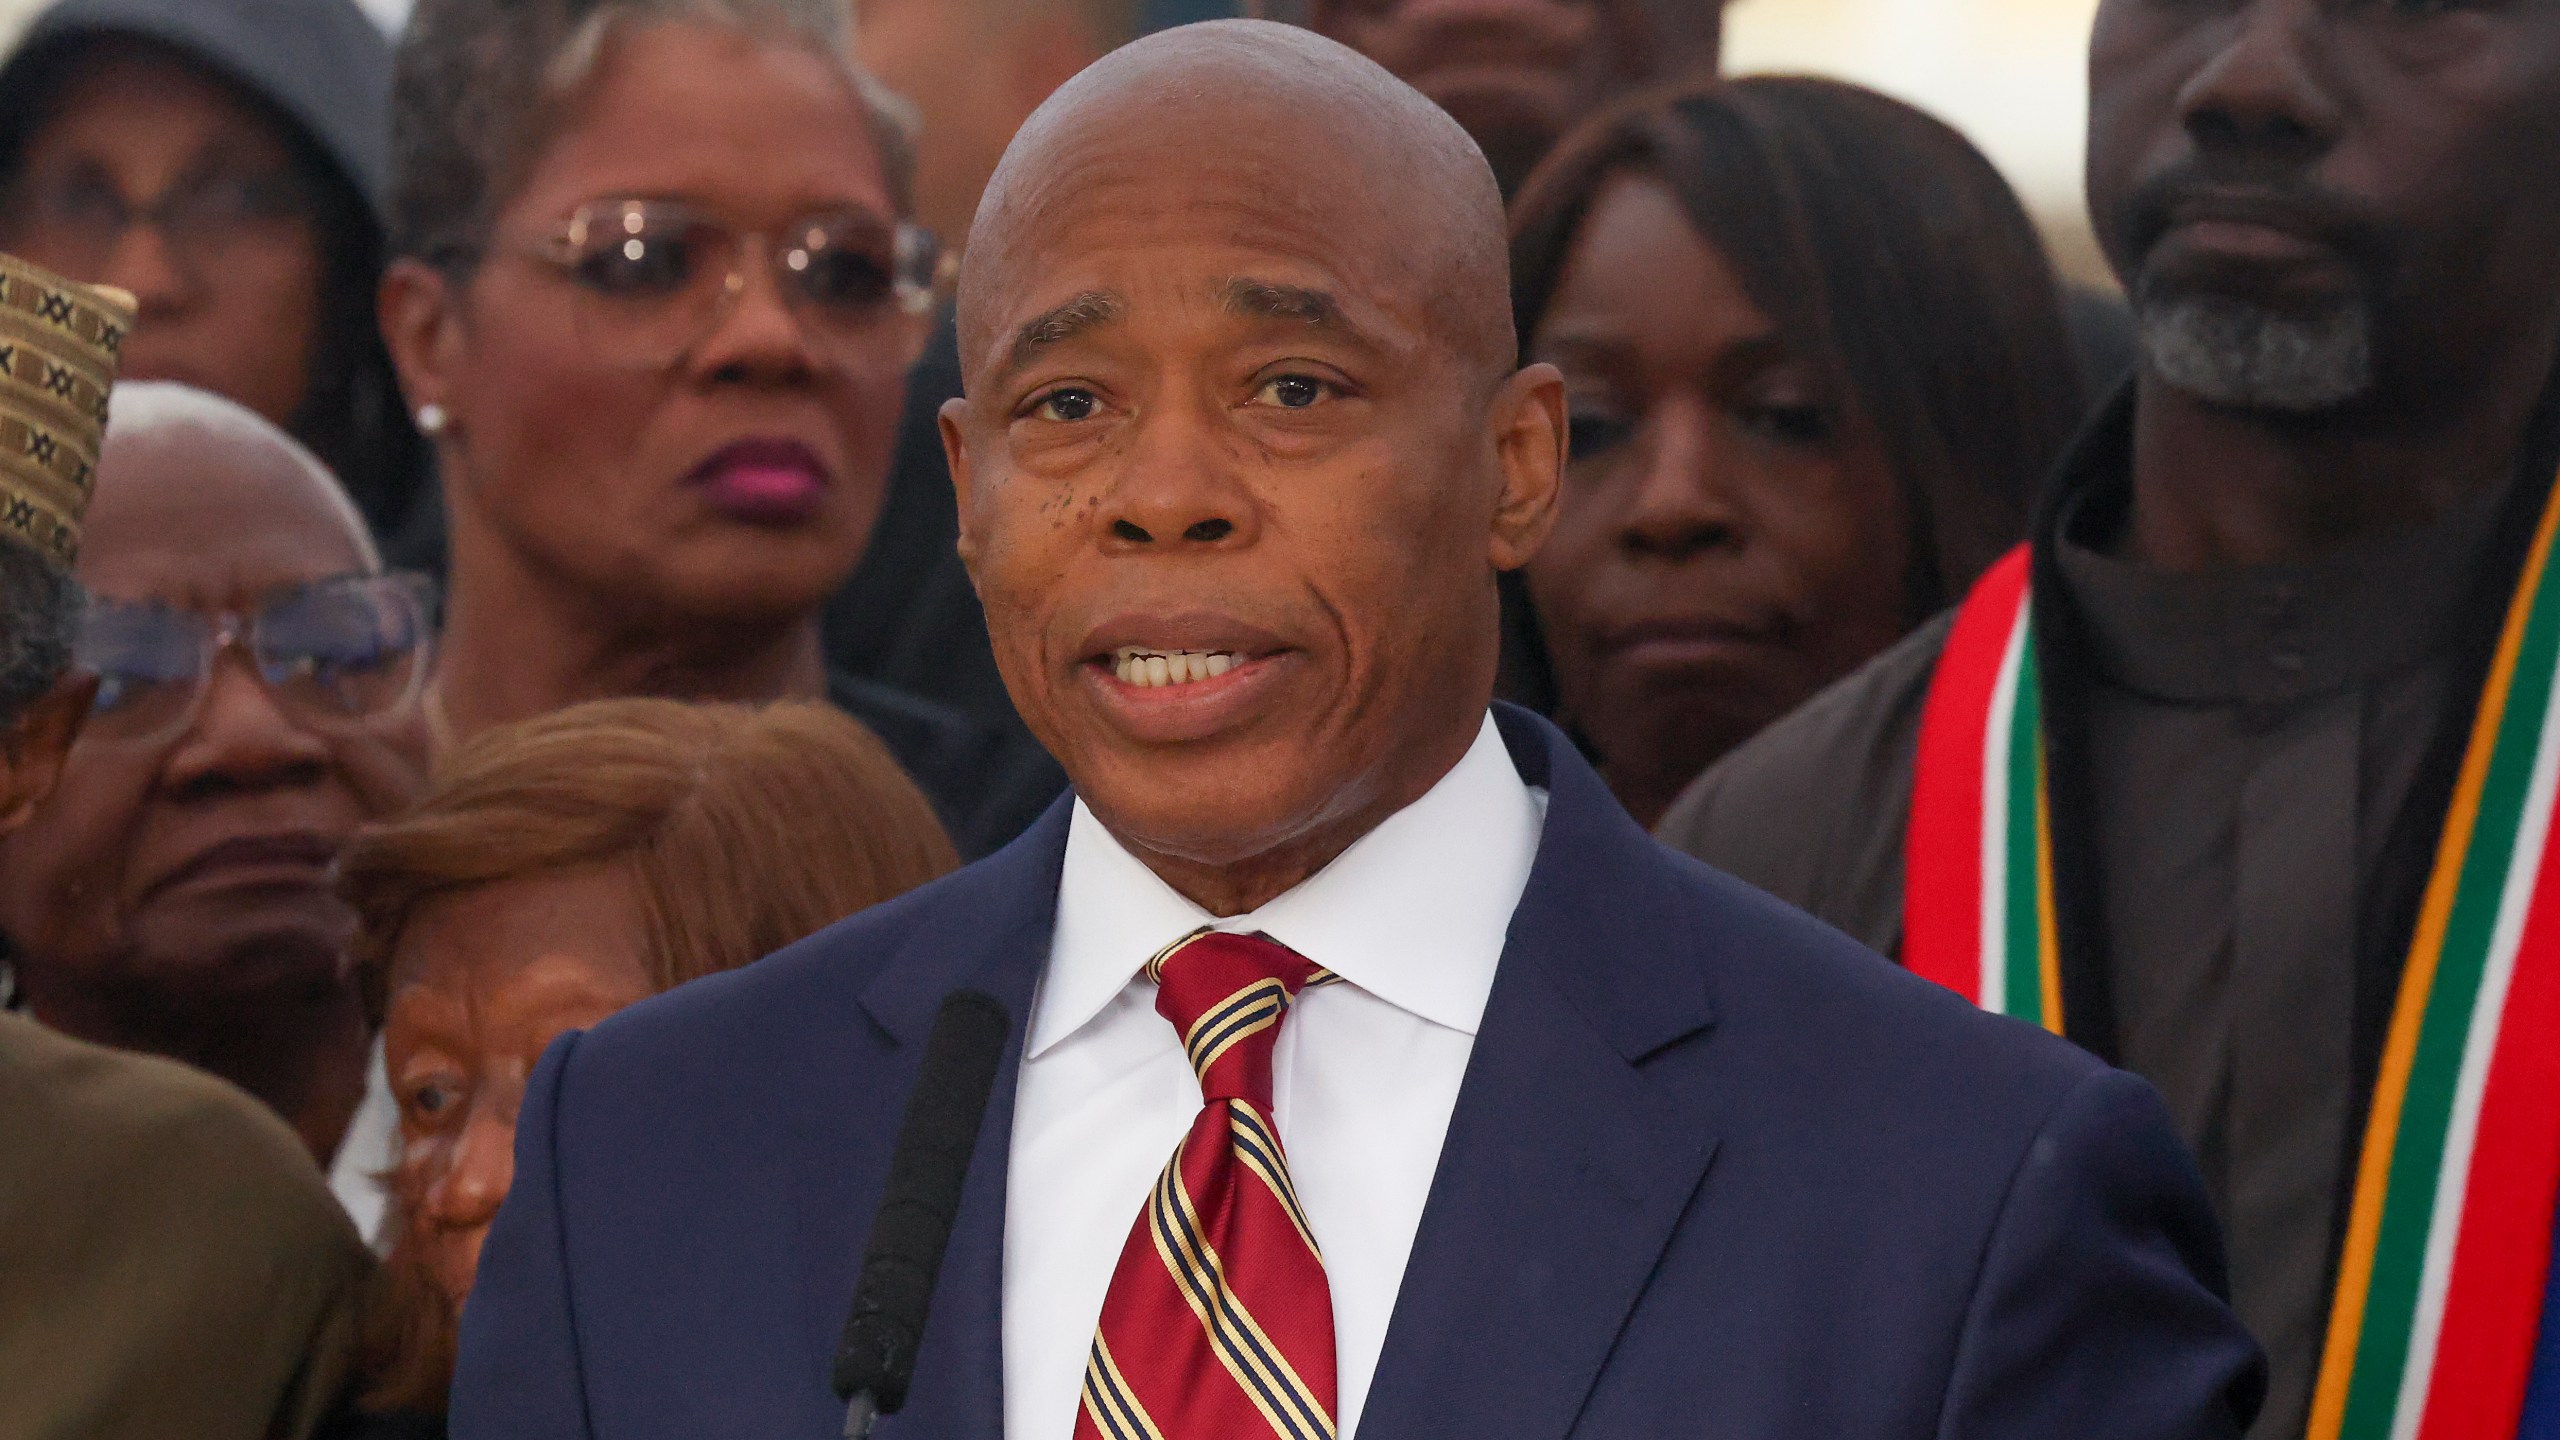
[329,698,956,1434]
[1503,76,2087,826]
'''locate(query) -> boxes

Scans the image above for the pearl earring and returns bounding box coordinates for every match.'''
[415,403,447,436]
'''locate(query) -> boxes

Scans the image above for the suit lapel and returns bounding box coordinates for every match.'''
[852,798,1072,1440]
[1358,709,1723,1440]
[825,713,1718,1439]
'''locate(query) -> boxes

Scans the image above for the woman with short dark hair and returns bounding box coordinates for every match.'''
[378,0,1061,858]
[1504,76,2087,825]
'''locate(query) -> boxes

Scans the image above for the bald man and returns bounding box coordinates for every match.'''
[0,270,372,1440]
[450,23,2260,1440]
[0,382,427,1172]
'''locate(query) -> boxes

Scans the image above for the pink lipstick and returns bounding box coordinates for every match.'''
[685,438,832,525]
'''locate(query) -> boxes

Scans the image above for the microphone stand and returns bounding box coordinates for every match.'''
[832,989,1012,1438]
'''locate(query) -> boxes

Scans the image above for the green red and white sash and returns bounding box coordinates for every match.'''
[1905,547,2060,1034]
[1905,472,2560,1440]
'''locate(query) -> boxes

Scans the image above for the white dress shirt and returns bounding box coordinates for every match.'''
[1003,713,1547,1440]
[327,1037,397,1250]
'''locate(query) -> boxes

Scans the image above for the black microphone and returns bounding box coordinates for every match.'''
[832,988,1012,1439]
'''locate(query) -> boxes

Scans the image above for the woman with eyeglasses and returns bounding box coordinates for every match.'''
[0,0,441,568]
[377,0,1060,857]
[0,382,433,1169]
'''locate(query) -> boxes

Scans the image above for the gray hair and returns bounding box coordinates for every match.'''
[390,0,920,270]
[0,538,78,729]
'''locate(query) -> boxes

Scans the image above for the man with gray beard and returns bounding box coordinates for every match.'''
[1659,0,2560,1436]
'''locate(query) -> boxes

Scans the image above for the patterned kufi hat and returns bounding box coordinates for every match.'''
[0,252,134,566]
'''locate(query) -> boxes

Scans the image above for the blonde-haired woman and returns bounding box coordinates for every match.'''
[332,698,955,1431]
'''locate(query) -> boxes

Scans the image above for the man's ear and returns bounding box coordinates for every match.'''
[379,258,463,444]
[941,396,980,587]
[0,671,93,834]
[1487,361,1568,572]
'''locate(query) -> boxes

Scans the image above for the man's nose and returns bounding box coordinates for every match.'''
[157,650,332,798]
[1098,409,1261,552]
[2177,0,2343,169]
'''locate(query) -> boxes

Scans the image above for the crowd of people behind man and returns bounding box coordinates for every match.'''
[0,0,2554,1435]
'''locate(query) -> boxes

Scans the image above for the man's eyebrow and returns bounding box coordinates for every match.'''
[1222,278,1349,331]
[1002,291,1123,374]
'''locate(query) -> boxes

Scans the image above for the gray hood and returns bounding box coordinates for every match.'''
[0,0,391,216]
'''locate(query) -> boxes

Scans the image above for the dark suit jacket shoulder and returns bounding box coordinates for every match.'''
[455,706,2258,1440]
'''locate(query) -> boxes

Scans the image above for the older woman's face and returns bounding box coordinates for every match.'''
[0,419,427,1007]
[384,865,653,1312]
[418,19,918,632]
[1,44,326,429]
[1524,173,1907,827]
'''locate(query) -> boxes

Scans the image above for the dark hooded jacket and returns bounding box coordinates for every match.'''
[0,0,441,568]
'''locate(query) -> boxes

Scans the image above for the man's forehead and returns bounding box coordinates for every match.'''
[973,149,1422,301]
[968,247,1432,384]
[1008,278,1359,348]
[957,20,1513,386]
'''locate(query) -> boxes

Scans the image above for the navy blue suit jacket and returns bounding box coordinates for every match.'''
[451,706,2263,1438]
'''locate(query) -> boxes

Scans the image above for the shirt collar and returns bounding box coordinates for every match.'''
[2036,378,2560,708]
[2051,435,2512,707]
[1031,712,1548,1059]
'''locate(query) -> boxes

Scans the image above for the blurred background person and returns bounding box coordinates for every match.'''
[1500,77,2084,825]
[1264,0,1729,196]
[1708,0,2135,393]
[825,0,1140,799]
[0,254,371,1440]
[0,382,431,1172]
[1663,0,2560,1428]
[854,0,1140,250]
[379,0,1061,859]
[1265,0,2133,392]
[331,697,957,1436]
[0,0,438,567]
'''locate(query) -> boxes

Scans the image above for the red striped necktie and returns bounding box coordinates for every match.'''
[1075,929,1342,1440]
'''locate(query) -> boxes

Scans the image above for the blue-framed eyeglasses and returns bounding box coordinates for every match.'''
[74,571,437,746]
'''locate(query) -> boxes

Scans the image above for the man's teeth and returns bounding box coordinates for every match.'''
[1113,648,1239,687]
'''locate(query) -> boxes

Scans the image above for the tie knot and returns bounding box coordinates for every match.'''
[1148,929,1331,1104]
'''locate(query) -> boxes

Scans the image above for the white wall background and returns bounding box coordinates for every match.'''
[0,0,45,53]
[1722,0,2110,284]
